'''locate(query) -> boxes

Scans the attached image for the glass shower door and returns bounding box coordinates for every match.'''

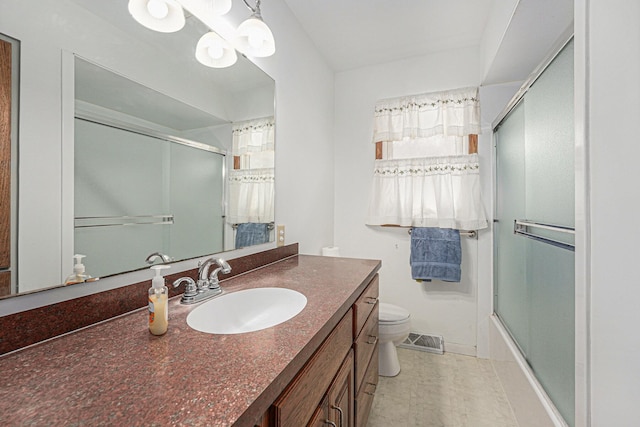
[494,40,575,426]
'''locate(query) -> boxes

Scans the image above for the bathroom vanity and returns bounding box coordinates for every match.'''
[0,253,380,426]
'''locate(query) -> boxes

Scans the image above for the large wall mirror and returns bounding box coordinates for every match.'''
[0,0,275,298]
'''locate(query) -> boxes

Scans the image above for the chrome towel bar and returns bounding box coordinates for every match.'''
[513,219,575,251]
[231,222,275,230]
[74,215,174,228]
[407,228,477,239]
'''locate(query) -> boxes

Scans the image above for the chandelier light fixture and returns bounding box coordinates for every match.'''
[128,0,186,33]
[233,0,276,58]
[208,0,232,16]
[127,0,276,68]
[196,31,238,68]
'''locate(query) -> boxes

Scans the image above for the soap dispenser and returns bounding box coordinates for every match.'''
[64,254,91,285]
[149,265,170,336]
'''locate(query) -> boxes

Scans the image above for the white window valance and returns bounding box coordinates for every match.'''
[373,87,480,143]
[366,154,488,230]
[227,168,275,224]
[232,117,275,155]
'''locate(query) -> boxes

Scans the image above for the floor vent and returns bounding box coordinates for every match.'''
[399,332,444,355]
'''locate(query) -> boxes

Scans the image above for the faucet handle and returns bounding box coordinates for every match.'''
[208,274,222,291]
[173,277,198,298]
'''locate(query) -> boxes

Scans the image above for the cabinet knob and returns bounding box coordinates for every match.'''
[324,421,337,427]
[365,297,378,305]
[366,335,378,345]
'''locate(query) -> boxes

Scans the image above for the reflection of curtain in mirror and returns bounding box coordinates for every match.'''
[227,168,275,224]
[228,117,275,225]
[232,117,275,162]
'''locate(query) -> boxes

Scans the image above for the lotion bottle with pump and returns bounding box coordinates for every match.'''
[149,265,170,336]
[64,254,91,285]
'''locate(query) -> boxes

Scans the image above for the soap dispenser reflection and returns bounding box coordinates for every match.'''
[149,265,170,336]
[64,254,92,285]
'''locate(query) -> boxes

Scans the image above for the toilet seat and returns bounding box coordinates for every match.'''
[379,303,410,325]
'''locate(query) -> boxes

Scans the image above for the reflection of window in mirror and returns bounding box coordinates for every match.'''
[228,117,275,249]
[0,34,18,297]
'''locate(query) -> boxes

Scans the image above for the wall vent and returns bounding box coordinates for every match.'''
[399,332,444,355]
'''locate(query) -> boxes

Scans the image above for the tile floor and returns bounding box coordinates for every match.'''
[367,348,518,427]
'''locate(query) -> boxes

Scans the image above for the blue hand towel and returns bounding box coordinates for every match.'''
[410,227,461,282]
[235,223,270,248]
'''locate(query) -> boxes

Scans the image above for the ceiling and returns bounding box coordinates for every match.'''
[282,0,496,72]
[75,58,228,131]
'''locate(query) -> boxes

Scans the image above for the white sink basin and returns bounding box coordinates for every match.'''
[186,287,307,334]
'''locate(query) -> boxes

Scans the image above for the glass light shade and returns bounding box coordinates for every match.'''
[128,0,185,33]
[209,0,232,16]
[234,17,275,57]
[195,32,238,68]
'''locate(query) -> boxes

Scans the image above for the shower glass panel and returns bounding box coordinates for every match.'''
[74,119,225,278]
[74,119,169,278]
[168,142,224,260]
[494,40,574,426]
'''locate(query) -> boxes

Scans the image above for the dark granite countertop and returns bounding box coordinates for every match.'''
[0,255,380,426]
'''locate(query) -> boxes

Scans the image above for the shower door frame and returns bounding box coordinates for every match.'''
[490,29,588,427]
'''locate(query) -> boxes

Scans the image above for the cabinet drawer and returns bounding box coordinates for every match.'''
[354,303,378,392]
[355,345,378,427]
[353,275,379,339]
[273,309,353,427]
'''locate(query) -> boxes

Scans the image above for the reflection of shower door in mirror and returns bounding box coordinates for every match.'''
[74,119,225,279]
[494,40,575,426]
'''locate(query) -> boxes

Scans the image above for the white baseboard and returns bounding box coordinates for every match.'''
[489,315,568,427]
[443,341,477,357]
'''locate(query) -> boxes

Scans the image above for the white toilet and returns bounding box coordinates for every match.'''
[378,302,411,377]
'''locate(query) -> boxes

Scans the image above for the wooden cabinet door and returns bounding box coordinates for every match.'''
[307,397,329,427]
[0,38,12,296]
[273,311,353,427]
[254,410,271,427]
[328,350,354,427]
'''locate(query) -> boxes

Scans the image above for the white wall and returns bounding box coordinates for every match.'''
[580,0,640,424]
[333,47,487,355]
[479,0,519,81]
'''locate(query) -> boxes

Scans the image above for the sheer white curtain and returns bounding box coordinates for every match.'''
[367,87,487,230]
[232,117,275,169]
[228,117,275,224]
[373,87,480,142]
[227,168,274,224]
[367,154,486,230]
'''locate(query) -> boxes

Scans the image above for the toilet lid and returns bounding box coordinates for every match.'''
[379,303,410,323]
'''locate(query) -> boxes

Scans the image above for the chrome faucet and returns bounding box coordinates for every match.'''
[174,258,231,304]
[145,252,173,265]
[173,277,198,303]
[198,258,231,291]
[208,258,232,290]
